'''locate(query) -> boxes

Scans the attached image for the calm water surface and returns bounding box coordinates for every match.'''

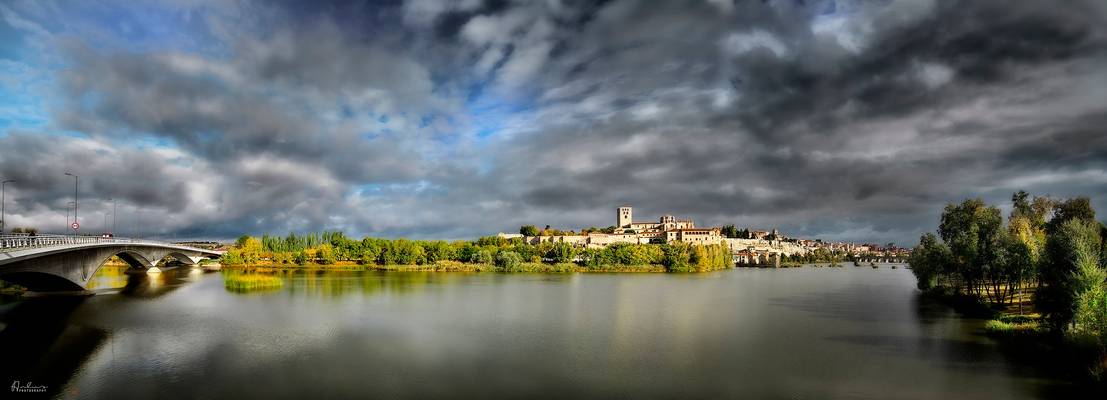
[0,266,1088,399]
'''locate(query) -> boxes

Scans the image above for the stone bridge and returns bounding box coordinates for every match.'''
[0,234,222,294]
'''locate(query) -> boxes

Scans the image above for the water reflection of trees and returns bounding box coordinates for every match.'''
[276,270,457,298]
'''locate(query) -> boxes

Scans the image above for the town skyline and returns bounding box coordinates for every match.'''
[510,205,912,256]
[1,0,1105,245]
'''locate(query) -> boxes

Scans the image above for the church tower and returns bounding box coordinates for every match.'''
[617,206,632,228]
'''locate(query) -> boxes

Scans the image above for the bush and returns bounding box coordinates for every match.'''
[272,252,292,264]
[495,251,524,272]
[984,319,1040,337]
[469,249,494,264]
[222,248,245,265]
[293,250,309,265]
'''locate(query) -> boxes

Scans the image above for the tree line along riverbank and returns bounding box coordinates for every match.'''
[909,190,1107,382]
[220,233,731,273]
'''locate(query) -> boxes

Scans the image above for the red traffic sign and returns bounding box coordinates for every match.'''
[71,222,80,230]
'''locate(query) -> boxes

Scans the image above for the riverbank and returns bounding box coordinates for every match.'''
[984,317,1107,387]
[921,289,1107,387]
[222,260,671,273]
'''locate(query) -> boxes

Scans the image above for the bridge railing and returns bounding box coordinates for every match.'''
[0,234,170,252]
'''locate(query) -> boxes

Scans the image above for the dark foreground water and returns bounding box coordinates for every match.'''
[0,266,1092,399]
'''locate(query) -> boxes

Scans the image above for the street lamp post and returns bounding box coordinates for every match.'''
[109,198,117,236]
[1,179,13,234]
[66,201,75,234]
[65,173,78,235]
[104,212,111,236]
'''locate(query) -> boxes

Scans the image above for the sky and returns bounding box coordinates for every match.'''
[0,0,1105,244]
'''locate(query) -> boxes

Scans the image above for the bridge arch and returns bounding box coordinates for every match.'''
[114,250,157,270]
[159,251,205,266]
[80,250,158,283]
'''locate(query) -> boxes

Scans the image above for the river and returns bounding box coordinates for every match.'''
[0,265,1089,399]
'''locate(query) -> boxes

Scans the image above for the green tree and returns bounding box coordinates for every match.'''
[982,229,1028,306]
[358,249,377,265]
[317,243,337,265]
[519,225,539,237]
[1011,190,1033,221]
[1038,218,1103,333]
[1072,253,1107,340]
[1047,197,1095,234]
[938,199,1003,297]
[239,236,263,265]
[909,233,952,291]
[423,241,455,263]
[476,235,510,246]
[1008,215,1046,313]
[382,240,426,265]
[546,242,576,263]
[452,242,476,263]
[662,243,692,272]
[721,225,739,239]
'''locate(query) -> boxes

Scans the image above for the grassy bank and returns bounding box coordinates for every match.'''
[982,315,1107,386]
[921,288,1107,386]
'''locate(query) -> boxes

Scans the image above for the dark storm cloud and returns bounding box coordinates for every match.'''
[727,0,1107,143]
[486,0,1107,241]
[1,0,1105,243]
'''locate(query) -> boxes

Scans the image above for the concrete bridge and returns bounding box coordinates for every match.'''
[0,234,222,294]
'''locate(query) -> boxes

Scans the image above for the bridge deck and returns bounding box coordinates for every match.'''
[0,234,221,265]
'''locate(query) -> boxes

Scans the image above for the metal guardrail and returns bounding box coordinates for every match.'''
[0,234,169,252]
